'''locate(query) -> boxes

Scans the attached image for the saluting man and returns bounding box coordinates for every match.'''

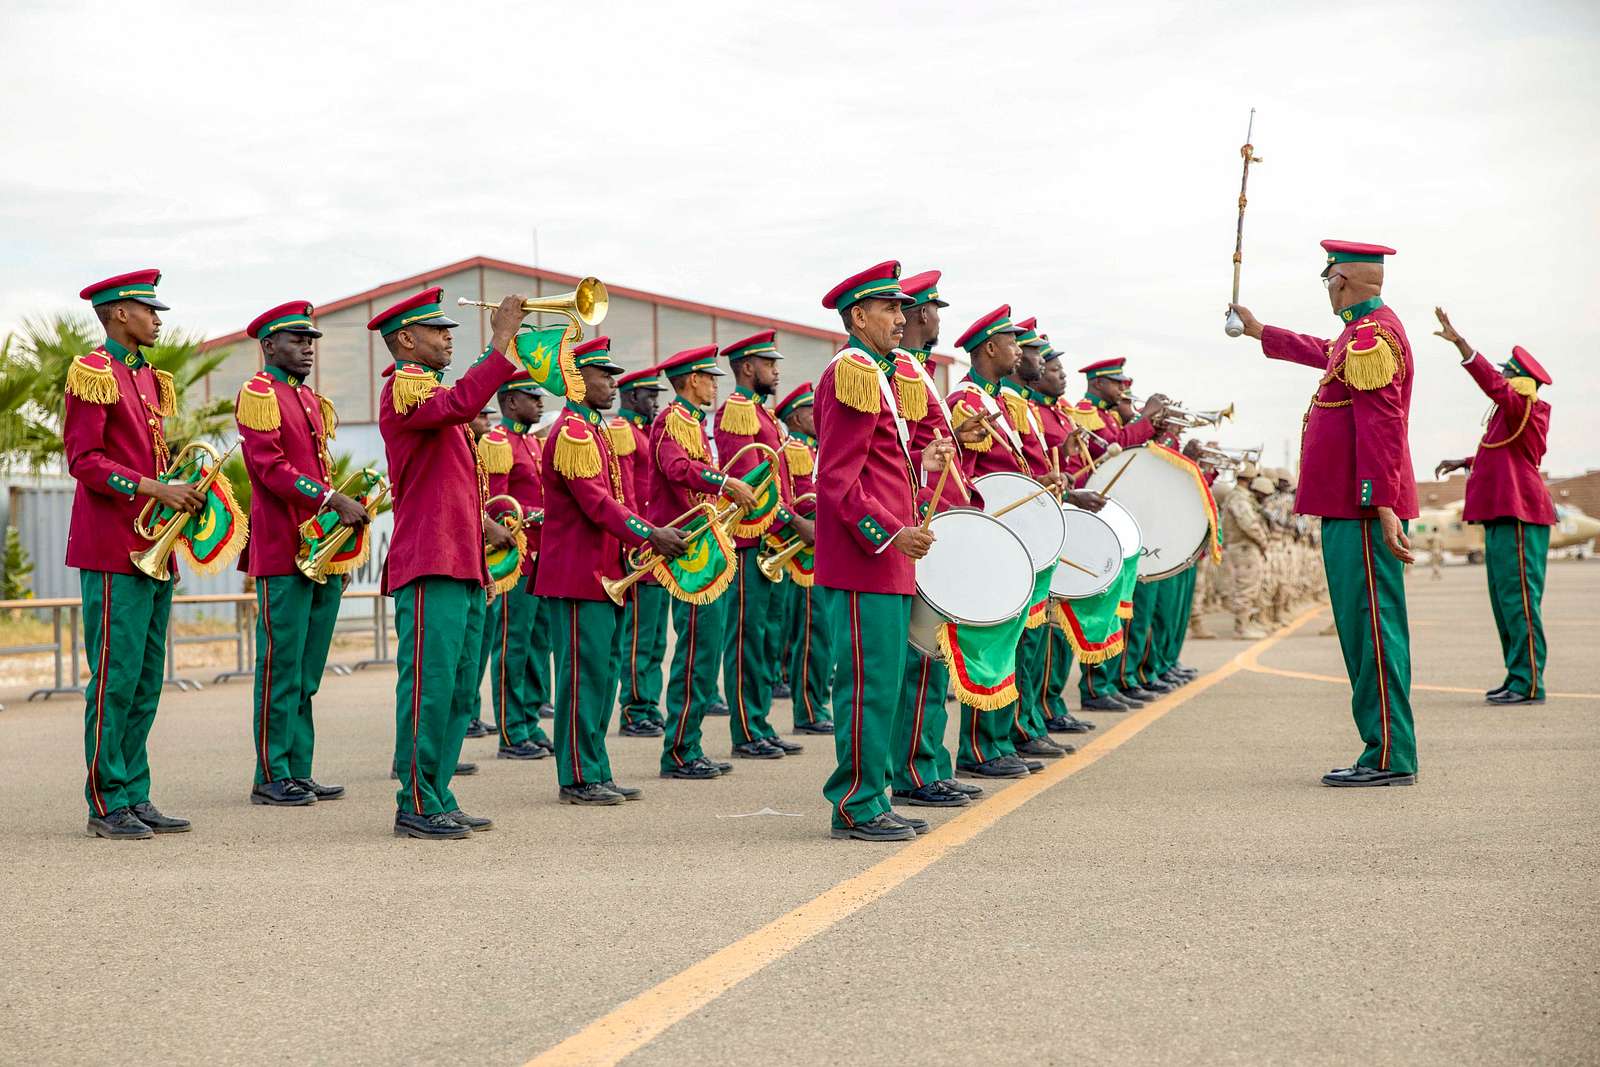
[235,300,369,807]
[65,269,201,839]
[652,346,759,779]
[1432,311,1557,705]
[374,286,526,839]
[477,375,555,759]
[1231,240,1419,787]
[773,382,836,736]
[610,365,670,738]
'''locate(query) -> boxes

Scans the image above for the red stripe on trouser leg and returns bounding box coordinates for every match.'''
[258,583,273,780]
[1516,524,1538,697]
[410,584,425,814]
[88,573,111,817]
[567,602,583,784]
[1360,522,1391,770]
[628,588,641,704]
[836,593,865,827]
[797,589,815,723]
[906,656,929,789]
[668,605,696,766]
[497,602,512,746]
[734,571,750,737]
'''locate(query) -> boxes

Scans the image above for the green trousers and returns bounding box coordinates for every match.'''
[1077,624,1127,703]
[891,646,953,791]
[789,582,836,727]
[765,575,791,688]
[726,547,782,745]
[1321,518,1416,773]
[1483,520,1549,699]
[464,592,495,726]
[252,573,342,785]
[617,582,669,728]
[1150,568,1195,678]
[822,589,911,829]
[80,569,172,816]
[1111,580,1161,691]
[529,591,554,709]
[490,581,550,747]
[775,579,800,688]
[1041,623,1071,721]
[662,593,732,771]
[393,578,485,815]
[1008,624,1050,744]
[549,597,622,787]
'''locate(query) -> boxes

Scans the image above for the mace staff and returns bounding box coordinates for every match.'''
[1224,108,1264,337]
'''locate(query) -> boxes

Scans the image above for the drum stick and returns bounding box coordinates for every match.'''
[1048,447,1064,501]
[991,484,1053,519]
[1099,450,1139,495]
[1058,556,1099,577]
[920,431,953,531]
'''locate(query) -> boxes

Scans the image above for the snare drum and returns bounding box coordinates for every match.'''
[1049,506,1122,599]
[971,471,1066,572]
[908,508,1033,657]
[1083,445,1208,579]
[1094,497,1144,561]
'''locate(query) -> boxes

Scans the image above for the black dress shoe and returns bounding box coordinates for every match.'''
[1045,714,1093,734]
[831,813,916,841]
[538,703,555,719]
[395,811,472,839]
[938,777,983,797]
[766,736,803,754]
[660,759,721,780]
[560,783,624,806]
[446,809,494,831]
[707,700,730,717]
[130,801,193,832]
[251,779,316,807]
[292,778,345,800]
[498,742,547,760]
[1486,689,1544,705]
[1321,765,1416,788]
[1121,686,1160,702]
[464,719,491,739]
[1019,758,1045,774]
[957,759,1029,780]
[599,779,643,801]
[620,720,665,738]
[1158,670,1187,687]
[893,784,969,807]
[706,757,734,774]
[1485,684,1509,698]
[1082,695,1130,712]
[733,741,784,759]
[886,810,930,834]
[795,719,835,735]
[772,681,793,699]
[1141,679,1176,694]
[1016,737,1069,759]
[530,737,555,755]
[88,806,153,840]
[455,762,478,776]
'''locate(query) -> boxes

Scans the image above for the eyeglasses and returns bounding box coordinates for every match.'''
[1322,272,1345,289]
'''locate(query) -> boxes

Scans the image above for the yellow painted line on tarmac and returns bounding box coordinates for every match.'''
[523,607,1325,1067]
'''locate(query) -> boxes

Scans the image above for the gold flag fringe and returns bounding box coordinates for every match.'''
[652,520,737,605]
[489,529,528,598]
[1052,603,1125,663]
[176,476,249,575]
[936,624,1018,710]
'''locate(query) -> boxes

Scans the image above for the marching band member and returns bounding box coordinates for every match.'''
[462,404,500,742]
[1229,239,1419,788]
[715,330,806,760]
[652,346,759,779]
[66,269,201,839]
[1431,311,1556,706]
[773,382,835,736]
[373,287,525,839]
[235,300,367,807]
[536,336,685,805]
[611,365,670,738]
[815,261,955,842]
[478,375,555,760]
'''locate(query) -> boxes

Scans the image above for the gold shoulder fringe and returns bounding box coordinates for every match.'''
[951,398,992,452]
[665,406,708,459]
[391,367,439,414]
[65,354,119,405]
[1067,404,1105,431]
[783,439,814,477]
[1002,391,1031,435]
[608,420,637,456]
[718,395,760,436]
[552,423,602,479]
[935,624,1017,710]
[894,371,928,422]
[235,378,281,432]
[477,431,513,474]
[1343,328,1400,391]
[317,393,338,439]
[153,369,178,417]
[1507,376,1538,398]
[833,353,881,414]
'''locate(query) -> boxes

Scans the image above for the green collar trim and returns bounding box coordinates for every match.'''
[734,384,759,401]
[262,364,302,387]
[104,336,146,369]
[847,334,896,375]
[618,407,650,428]
[1085,391,1113,410]
[501,417,530,434]
[671,395,707,421]
[787,430,816,448]
[565,398,603,425]
[1031,390,1056,406]
[1338,296,1385,323]
[965,369,1000,397]
[902,347,931,365]
[1000,379,1028,396]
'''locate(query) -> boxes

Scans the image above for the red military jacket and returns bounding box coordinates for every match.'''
[780,430,817,506]
[533,401,654,602]
[813,344,920,596]
[714,386,793,548]
[900,350,974,507]
[1033,394,1071,452]
[235,365,335,577]
[481,419,546,574]
[1459,353,1556,526]
[62,341,174,575]
[647,396,728,527]
[609,408,654,513]
[947,370,1037,481]
[1262,299,1418,519]
[378,348,519,594]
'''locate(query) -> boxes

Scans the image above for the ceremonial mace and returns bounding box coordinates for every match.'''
[1223,108,1263,338]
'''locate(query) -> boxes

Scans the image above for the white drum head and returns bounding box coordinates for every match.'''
[1083,446,1209,580]
[1051,507,1123,599]
[972,472,1067,572]
[916,508,1034,626]
[1094,497,1143,561]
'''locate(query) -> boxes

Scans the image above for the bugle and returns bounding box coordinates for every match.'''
[756,493,815,582]
[457,276,608,343]
[130,441,238,581]
[1127,395,1235,429]
[1194,444,1263,470]
[296,468,388,584]
[714,441,782,539]
[600,501,723,606]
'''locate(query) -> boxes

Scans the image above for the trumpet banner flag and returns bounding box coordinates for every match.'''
[730,459,780,539]
[147,451,248,575]
[512,324,576,397]
[299,468,381,576]
[936,568,1054,709]
[653,507,737,605]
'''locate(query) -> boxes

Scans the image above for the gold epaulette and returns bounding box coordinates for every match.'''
[65,351,119,405]
[782,438,815,477]
[477,426,513,474]
[1067,403,1105,432]
[665,404,708,459]
[551,418,602,479]
[893,359,929,421]
[1507,376,1538,398]
[153,368,177,417]
[718,394,760,436]
[950,397,992,451]
[608,418,637,456]
[833,351,882,414]
[1343,321,1401,391]
[391,364,439,414]
[235,372,282,431]
[317,392,338,438]
[1001,391,1031,435]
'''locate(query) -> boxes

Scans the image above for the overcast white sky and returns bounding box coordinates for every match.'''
[3,0,1596,478]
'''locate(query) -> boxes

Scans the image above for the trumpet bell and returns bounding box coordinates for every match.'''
[522,277,608,326]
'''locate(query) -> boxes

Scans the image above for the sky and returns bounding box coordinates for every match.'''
[3,0,1597,480]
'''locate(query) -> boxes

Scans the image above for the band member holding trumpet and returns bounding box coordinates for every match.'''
[65,269,201,839]
[235,300,368,807]
[773,382,834,735]
[652,345,759,779]
[611,365,669,738]
[373,286,527,839]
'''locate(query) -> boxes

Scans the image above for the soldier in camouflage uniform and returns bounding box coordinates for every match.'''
[1221,475,1275,638]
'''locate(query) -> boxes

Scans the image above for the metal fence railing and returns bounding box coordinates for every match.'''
[0,590,396,708]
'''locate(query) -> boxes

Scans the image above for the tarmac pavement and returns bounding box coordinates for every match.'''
[1,562,1596,1066]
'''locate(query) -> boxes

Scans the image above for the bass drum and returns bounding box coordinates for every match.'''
[971,471,1066,572]
[908,508,1033,658]
[1049,506,1122,600]
[1083,445,1207,579]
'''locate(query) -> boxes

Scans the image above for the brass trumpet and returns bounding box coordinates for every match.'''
[457,277,609,343]
[600,501,723,606]
[756,493,815,582]
[1128,395,1235,429]
[1195,444,1263,470]
[131,441,238,581]
[295,469,388,584]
